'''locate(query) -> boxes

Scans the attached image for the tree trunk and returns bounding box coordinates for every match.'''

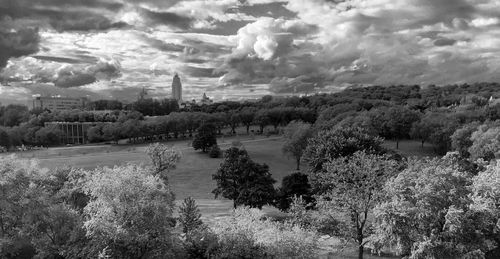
[246,125,250,134]
[358,244,364,259]
[233,201,237,209]
[396,139,399,149]
[421,140,424,148]
[296,157,300,170]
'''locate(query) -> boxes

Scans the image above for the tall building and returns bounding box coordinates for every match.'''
[32,96,87,111]
[172,73,182,102]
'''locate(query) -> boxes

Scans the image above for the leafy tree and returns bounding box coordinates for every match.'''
[318,151,399,259]
[276,172,313,211]
[87,125,103,143]
[451,121,480,158]
[373,156,473,257]
[212,147,276,209]
[468,122,500,161]
[146,143,181,183]
[0,104,29,127]
[81,164,178,258]
[384,106,421,149]
[178,197,203,234]
[35,125,63,146]
[253,109,270,134]
[228,112,240,134]
[410,118,438,148]
[239,107,256,134]
[0,156,89,258]
[192,123,217,153]
[0,128,10,149]
[303,127,386,190]
[282,121,313,170]
[102,122,122,144]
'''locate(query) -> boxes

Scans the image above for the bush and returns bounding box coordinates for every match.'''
[211,207,319,258]
[208,145,221,158]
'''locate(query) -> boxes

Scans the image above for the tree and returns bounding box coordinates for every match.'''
[303,127,386,191]
[102,123,122,144]
[384,106,421,149]
[451,121,480,158]
[239,107,256,134]
[318,151,399,259]
[468,122,500,161]
[35,125,63,146]
[178,197,203,234]
[282,121,312,170]
[146,143,181,183]
[228,112,240,134]
[0,156,88,258]
[0,128,10,149]
[212,147,276,209]
[276,172,313,211]
[253,109,270,134]
[192,123,217,153]
[373,156,473,257]
[87,125,103,143]
[81,164,178,258]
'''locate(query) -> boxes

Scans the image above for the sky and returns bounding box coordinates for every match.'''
[1,0,500,105]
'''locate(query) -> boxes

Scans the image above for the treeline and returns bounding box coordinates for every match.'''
[85,107,316,144]
[1,82,500,150]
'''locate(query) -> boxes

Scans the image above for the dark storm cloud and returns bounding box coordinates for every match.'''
[0,27,40,69]
[433,38,457,47]
[32,55,100,64]
[139,35,186,52]
[55,71,97,88]
[32,56,86,64]
[182,66,224,78]
[0,0,126,31]
[140,8,193,29]
[231,1,296,19]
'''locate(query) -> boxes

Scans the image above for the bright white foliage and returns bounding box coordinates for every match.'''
[212,207,319,259]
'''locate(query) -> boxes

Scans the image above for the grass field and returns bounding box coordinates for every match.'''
[6,134,436,258]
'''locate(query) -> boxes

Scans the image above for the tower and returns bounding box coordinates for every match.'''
[172,73,182,102]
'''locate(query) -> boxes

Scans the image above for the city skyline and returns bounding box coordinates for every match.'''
[2,0,500,105]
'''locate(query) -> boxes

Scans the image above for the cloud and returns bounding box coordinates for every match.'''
[214,0,500,93]
[54,59,121,88]
[0,26,40,69]
[216,17,319,88]
[139,8,193,29]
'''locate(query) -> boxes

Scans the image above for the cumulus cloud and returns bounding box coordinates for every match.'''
[54,59,121,88]
[212,0,500,93]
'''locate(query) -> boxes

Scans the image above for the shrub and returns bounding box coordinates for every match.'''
[208,145,221,158]
[211,207,319,258]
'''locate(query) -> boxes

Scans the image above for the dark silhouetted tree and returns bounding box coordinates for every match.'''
[192,123,217,153]
[212,147,276,209]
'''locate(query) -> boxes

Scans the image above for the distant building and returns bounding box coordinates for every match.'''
[172,73,182,102]
[44,122,95,144]
[199,93,213,105]
[32,96,87,111]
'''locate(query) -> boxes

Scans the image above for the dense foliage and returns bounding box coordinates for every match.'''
[212,147,276,209]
